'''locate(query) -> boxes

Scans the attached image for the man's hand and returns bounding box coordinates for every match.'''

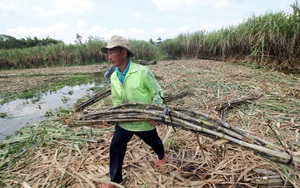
[150,121,162,126]
[102,120,113,127]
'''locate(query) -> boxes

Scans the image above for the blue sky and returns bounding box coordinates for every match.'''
[0,0,296,44]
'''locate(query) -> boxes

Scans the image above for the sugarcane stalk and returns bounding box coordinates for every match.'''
[88,108,250,143]
[74,89,189,112]
[110,103,285,150]
[74,86,111,112]
[73,103,300,168]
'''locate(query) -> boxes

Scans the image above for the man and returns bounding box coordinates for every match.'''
[100,35,168,188]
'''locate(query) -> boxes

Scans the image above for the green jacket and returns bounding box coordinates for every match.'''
[110,62,163,131]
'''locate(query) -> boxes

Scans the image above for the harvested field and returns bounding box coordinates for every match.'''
[0,60,299,188]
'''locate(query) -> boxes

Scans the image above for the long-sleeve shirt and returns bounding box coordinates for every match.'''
[110,61,163,131]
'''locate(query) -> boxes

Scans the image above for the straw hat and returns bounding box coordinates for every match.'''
[100,35,135,57]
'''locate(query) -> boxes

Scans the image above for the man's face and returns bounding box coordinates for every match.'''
[107,47,126,67]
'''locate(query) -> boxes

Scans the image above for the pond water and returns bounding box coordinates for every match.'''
[0,80,105,141]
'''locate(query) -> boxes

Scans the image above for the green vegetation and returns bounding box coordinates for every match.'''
[129,39,159,60]
[0,111,110,172]
[0,2,299,73]
[169,2,300,73]
[0,113,6,118]
[0,34,62,49]
[0,40,107,69]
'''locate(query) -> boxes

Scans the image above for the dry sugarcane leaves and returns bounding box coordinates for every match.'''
[1,60,299,187]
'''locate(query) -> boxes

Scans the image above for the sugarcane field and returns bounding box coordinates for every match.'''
[1,3,300,187]
[0,59,299,188]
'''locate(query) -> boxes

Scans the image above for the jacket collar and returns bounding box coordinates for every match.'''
[127,61,138,75]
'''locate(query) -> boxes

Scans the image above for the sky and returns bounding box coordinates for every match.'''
[0,0,296,44]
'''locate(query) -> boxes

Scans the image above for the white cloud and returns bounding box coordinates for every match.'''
[152,0,244,10]
[76,20,87,29]
[211,0,245,9]
[186,17,195,22]
[199,23,218,31]
[197,18,243,32]
[97,28,144,40]
[152,0,199,11]
[128,28,144,35]
[72,26,146,42]
[134,11,140,20]
[30,5,56,17]
[51,0,94,14]
[105,29,129,39]
[200,21,234,32]
[6,22,71,40]
[178,25,190,32]
[0,0,20,16]
[30,0,94,17]
[90,26,107,33]
[87,26,108,38]
[154,27,166,35]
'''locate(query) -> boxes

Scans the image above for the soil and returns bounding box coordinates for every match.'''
[0,59,299,187]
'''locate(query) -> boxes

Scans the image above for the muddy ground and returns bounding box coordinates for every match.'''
[0,64,111,94]
[0,59,299,187]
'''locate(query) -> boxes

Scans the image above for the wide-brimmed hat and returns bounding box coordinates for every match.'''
[100,35,135,57]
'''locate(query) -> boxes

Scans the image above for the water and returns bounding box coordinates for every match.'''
[0,82,105,141]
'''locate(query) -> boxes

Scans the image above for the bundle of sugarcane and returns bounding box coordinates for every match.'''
[74,86,190,112]
[74,102,300,170]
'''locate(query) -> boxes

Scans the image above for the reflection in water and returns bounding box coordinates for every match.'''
[0,82,104,141]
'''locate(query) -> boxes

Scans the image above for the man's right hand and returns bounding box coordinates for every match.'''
[102,120,113,127]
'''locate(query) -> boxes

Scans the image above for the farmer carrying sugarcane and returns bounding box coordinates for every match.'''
[99,35,168,188]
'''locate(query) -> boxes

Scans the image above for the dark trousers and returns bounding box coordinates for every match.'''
[110,124,165,183]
